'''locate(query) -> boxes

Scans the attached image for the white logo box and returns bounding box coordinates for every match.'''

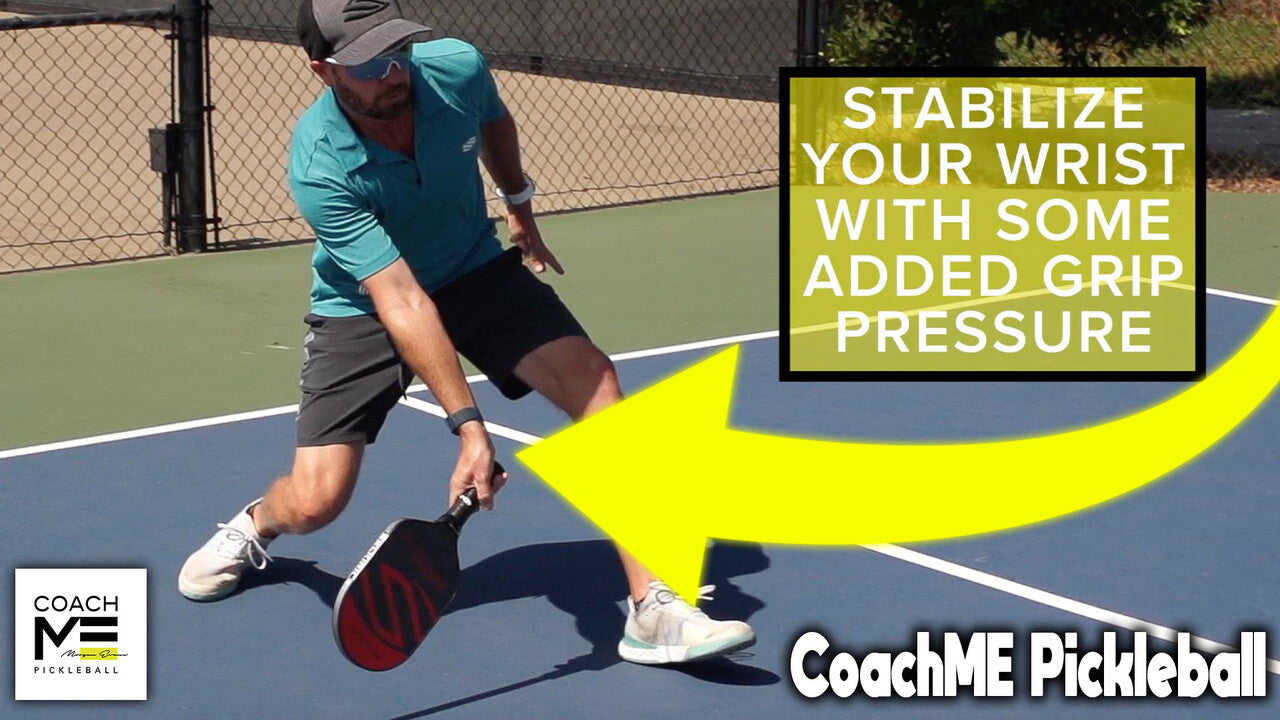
[14,568,147,701]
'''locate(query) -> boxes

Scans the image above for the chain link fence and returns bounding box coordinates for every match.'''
[823,0,1280,191]
[204,0,788,247]
[1,0,788,270]
[0,7,175,272]
[5,0,1279,272]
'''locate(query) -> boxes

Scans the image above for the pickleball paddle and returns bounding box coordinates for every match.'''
[333,464,501,671]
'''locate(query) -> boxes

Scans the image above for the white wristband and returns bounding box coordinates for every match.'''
[496,174,536,206]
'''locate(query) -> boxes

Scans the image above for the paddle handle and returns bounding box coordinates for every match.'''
[439,461,505,531]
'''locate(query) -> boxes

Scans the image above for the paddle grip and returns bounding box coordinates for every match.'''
[439,461,505,531]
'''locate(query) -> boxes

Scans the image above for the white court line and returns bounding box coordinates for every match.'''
[397,395,544,446]
[607,330,780,361]
[866,544,1280,675]
[0,330,776,461]
[1208,287,1278,306]
[790,275,1174,336]
[1,283,1273,461]
[392,393,1280,676]
[401,329,780,396]
[0,404,302,461]
[792,281,1276,336]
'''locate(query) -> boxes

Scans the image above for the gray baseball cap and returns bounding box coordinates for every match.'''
[297,0,430,65]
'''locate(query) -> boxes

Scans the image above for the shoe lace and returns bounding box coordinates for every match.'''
[648,582,717,615]
[213,523,271,570]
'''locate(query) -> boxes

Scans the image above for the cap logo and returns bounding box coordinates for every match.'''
[342,0,390,22]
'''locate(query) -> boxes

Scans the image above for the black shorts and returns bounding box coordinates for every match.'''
[296,248,588,446]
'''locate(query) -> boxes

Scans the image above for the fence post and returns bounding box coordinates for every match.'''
[176,0,207,253]
[793,0,825,185]
[796,0,821,67]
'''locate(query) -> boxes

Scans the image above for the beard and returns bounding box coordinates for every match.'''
[333,80,412,121]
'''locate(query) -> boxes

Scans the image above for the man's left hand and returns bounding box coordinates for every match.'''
[506,206,564,275]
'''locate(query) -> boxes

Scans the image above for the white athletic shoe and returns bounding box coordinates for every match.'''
[618,582,755,664]
[178,499,272,602]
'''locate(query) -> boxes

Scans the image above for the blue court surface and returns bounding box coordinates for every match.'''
[3,291,1279,719]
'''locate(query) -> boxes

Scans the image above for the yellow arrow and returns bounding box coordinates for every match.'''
[518,304,1280,602]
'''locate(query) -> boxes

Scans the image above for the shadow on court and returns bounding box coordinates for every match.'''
[237,540,778,717]
[237,556,343,603]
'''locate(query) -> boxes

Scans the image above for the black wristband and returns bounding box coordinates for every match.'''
[445,407,484,435]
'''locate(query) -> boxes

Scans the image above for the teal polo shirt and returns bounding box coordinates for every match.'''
[289,39,507,317]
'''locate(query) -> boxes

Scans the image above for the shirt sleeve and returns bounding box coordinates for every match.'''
[468,48,506,124]
[289,143,401,282]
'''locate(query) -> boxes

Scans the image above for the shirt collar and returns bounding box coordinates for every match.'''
[316,89,371,173]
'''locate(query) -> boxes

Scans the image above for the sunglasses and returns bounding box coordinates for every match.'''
[326,44,413,81]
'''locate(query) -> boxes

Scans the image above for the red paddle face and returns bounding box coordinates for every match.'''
[333,518,462,671]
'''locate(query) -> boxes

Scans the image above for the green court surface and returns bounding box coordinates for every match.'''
[1207,193,1280,297]
[1,189,1277,451]
[0,191,777,450]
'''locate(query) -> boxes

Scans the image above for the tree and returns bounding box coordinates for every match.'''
[825,0,1213,67]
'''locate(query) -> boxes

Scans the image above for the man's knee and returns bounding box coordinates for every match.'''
[563,346,624,417]
[517,337,624,418]
[581,348,622,397]
[272,445,361,534]
[286,477,351,533]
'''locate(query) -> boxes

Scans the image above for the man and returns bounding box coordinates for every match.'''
[178,0,754,665]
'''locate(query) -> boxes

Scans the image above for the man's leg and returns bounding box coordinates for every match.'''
[252,442,364,536]
[179,313,409,602]
[513,336,755,664]
[511,336,659,599]
[431,250,753,661]
[177,442,364,601]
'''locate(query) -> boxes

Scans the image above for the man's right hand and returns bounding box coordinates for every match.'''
[448,423,507,509]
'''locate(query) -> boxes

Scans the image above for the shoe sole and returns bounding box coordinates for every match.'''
[177,577,238,602]
[618,631,756,665]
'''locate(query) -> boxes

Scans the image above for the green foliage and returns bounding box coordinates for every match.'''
[825,0,1003,66]
[1011,0,1212,66]
[826,0,1214,67]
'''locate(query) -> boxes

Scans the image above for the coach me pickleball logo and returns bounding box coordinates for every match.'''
[14,568,147,701]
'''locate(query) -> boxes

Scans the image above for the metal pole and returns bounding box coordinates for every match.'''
[793,0,825,185]
[176,0,207,253]
[796,0,821,67]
